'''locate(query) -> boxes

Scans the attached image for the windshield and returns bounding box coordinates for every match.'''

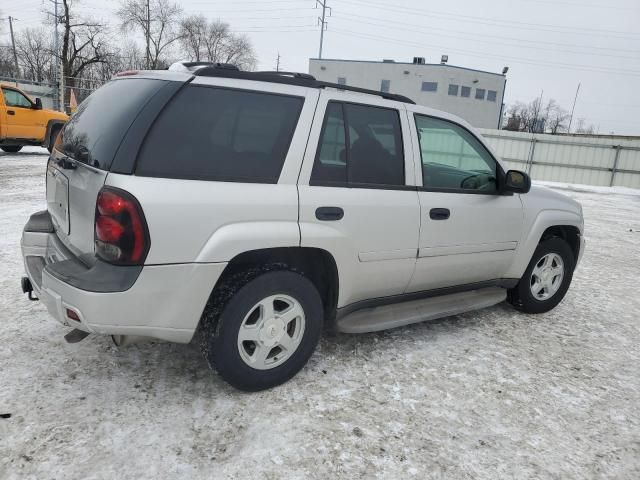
[57,78,165,170]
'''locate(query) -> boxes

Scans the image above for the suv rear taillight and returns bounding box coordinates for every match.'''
[95,187,149,265]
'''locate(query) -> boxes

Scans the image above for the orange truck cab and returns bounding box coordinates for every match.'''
[0,83,68,153]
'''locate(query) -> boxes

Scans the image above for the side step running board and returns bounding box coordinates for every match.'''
[336,287,507,334]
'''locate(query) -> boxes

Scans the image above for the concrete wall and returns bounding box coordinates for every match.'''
[309,58,506,129]
[479,129,640,189]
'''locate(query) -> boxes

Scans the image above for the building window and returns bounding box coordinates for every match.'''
[381,79,390,93]
[421,82,438,92]
[487,90,497,102]
[337,77,346,85]
[475,88,486,100]
[460,86,471,98]
[448,84,459,96]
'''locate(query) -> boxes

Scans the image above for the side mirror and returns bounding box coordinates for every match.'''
[33,98,43,110]
[504,170,531,194]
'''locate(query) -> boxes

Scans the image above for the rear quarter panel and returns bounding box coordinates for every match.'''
[105,83,320,265]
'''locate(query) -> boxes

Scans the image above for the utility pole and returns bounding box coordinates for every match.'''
[316,0,330,59]
[8,16,19,77]
[146,0,151,69]
[275,52,281,72]
[568,82,581,134]
[46,0,62,111]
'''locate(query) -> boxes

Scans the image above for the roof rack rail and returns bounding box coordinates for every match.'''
[254,71,316,80]
[168,61,239,73]
[317,81,415,104]
[194,68,415,104]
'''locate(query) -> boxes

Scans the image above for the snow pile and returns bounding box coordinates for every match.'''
[1,149,639,479]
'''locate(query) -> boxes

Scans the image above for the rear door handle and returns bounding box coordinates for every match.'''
[7,110,15,115]
[429,208,450,220]
[316,206,344,221]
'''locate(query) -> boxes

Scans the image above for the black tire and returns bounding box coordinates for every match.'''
[200,269,323,391]
[1,146,22,153]
[47,126,62,153]
[508,237,575,314]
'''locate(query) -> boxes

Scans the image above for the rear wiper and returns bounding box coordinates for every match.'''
[55,155,77,170]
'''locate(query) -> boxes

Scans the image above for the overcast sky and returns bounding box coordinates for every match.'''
[2,0,639,135]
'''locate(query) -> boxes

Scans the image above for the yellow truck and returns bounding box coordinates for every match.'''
[0,83,68,153]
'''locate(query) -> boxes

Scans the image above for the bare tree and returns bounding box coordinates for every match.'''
[15,27,53,82]
[545,100,570,134]
[505,98,572,134]
[58,0,112,111]
[0,47,17,77]
[179,14,207,62]
[118,0,183,69]
[220,33,256,70]
[575,118,596,135]
[179,15,256,70]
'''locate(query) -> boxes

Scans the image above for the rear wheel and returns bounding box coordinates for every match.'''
[508,237,575,314]
[1,146,22,153]
[200,269,323,391]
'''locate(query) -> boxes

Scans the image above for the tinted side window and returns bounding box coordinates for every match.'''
[415,115,497,193]
[136,86,303,183]
[311,103,347,185]
[310,102,405,187]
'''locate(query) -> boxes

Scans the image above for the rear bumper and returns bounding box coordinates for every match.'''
[21,211,227,343]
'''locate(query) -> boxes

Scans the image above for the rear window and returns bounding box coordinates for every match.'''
[58,78,165,170]
[135,85,304,183]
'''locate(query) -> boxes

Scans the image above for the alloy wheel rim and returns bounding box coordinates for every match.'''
[530,253,564,301]
[237,294,306,370]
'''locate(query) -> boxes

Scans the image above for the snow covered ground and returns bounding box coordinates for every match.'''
[1,148,639,480]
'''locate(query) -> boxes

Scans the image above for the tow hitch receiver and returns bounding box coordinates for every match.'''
[21,277,38,301]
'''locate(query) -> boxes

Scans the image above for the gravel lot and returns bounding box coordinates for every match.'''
[1,148,639,480]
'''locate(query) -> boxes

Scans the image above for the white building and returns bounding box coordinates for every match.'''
[309,58,507,129]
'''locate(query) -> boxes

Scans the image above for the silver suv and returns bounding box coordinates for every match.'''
[21,63,585,391]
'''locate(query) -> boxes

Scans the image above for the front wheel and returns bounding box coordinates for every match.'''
[201,270,323,391]
[1,146,22,153]
[508,237,575,314]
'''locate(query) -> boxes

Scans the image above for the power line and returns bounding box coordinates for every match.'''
[339,0,640,39]
[511,0,638,11]
[335,12,640,56]
[329,28,640,77]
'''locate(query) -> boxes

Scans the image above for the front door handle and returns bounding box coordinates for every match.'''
[429,208,450,220]
[7,110,15,115]
[316,206,344,221]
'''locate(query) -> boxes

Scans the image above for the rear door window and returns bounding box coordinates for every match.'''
[135,86,304,183]
[59,78,165,170]
[310,101,405,187]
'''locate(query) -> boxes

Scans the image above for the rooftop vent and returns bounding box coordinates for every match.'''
[413,57,425,65]
[382,59,395,63]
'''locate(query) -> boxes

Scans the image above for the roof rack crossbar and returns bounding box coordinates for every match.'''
[194,68,415,104]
